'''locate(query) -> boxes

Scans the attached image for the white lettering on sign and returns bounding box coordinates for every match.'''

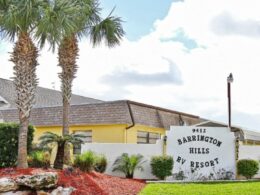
[167,126,236,180]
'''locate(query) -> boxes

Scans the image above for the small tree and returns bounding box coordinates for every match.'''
[151,155,173,180]
[112,153,145,178]
[39,132,85,169]
[237,159,259,179]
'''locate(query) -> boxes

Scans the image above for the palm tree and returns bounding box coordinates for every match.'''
[58,1,124,154]
[37,0,124,163]
[0,0,46,168]
[39,132,86,169]
[112,153,145,178]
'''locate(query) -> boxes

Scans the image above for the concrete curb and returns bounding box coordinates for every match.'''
[146,179,260,184]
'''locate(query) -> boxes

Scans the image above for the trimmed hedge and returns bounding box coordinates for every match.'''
[0,123,34,167]
[237,159,259,179]
[151,155,174,180]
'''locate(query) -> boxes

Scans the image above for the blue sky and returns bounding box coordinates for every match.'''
[100,0,174,40]
[100,0,198,50]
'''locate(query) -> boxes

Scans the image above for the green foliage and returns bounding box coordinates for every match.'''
[36,0,82,49]
[237,159,259,179]
[73,151,107,173]
[0,0,46,40]
[150,155,173,180]
[94,154,107,173]
[0,123,34,168]
[31,143,52,154]
[74,151,96,172]
[90,15,124,48]
[28,150,50,169]
[35,0,124,51]
[39,132,86,147]
[112,153,145,178]
[39,132,86,169]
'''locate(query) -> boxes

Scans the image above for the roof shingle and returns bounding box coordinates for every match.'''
[0,100,203,128]
[0,78,103,109]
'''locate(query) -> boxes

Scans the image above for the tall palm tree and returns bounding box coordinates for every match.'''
[39,132,86,169]
[59,0,124,139]
[0,0,46,168]
[38,0,124,163]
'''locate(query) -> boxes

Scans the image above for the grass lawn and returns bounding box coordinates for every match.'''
[139,181,260,195]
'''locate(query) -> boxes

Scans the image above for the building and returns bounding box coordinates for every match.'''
[0,78,204,150]
[1,78,260,178]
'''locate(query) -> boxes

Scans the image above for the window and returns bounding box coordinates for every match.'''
[73,130,92,155]
[137,131,161,144]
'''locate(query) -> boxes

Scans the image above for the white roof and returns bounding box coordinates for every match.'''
[243,129,260,141]
[195,120,260,142]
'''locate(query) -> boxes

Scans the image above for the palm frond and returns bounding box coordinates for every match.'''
[35,0,81,50]
[67,133,87,144]
[75,0,101,39]
[0,0,46,41]
[39,132,86,146]
[112,153,145,178]
[39,132,60,140]
[89,14,124,48]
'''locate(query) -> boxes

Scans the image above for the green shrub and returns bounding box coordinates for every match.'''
[74,151,96,172]
[28,150,50,169]
[151,155,173,180]
[112,153,145,178]
[94,155,107,173]
[0,123,34,168]
[237,159,259,179]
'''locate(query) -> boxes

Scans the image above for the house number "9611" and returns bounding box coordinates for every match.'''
[192,128,206,133]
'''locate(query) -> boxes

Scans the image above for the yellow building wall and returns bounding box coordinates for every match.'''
[34,124,128,143]
[34,124,166,144]
[34,124,166,164]
[126,124,165,143]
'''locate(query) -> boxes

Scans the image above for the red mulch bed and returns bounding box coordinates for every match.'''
[0,168,146,195]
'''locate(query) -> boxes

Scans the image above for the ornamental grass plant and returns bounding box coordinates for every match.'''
[74,151,96,172]
[94,154,107,173]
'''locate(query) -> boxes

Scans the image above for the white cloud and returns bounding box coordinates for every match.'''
[1,0,260,130]
[147,0,260,129]
[211,12,260,37]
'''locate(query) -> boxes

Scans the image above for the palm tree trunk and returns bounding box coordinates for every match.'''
[17,118,29,168]
[58,35,79,164]
[63,97,70,138]
[10,32,38,168]
[54,142,65,169]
